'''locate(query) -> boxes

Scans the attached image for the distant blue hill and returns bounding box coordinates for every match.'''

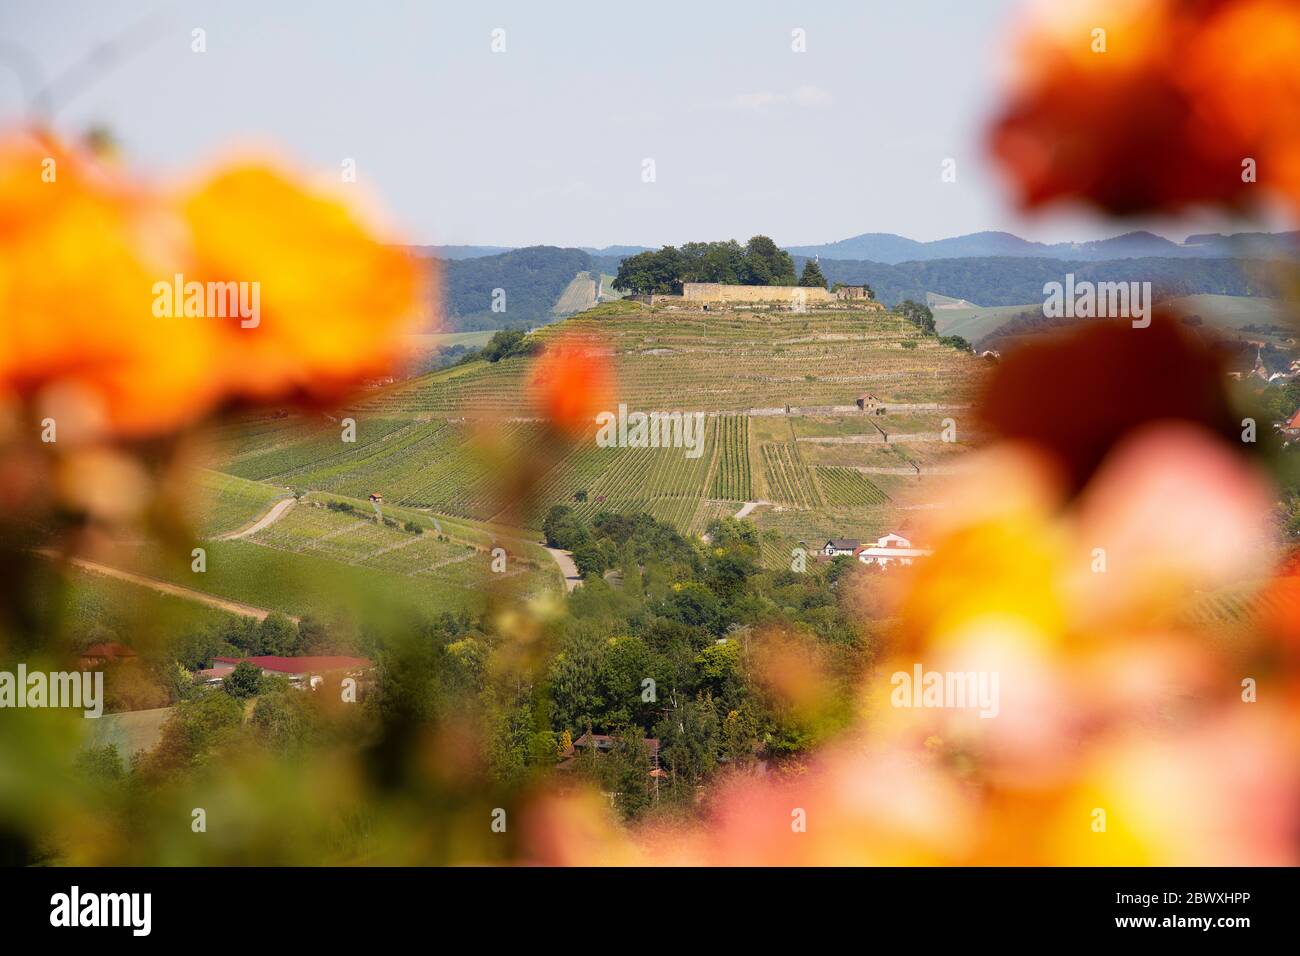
[412,244,652,261]
[419,231,1300,266]
[786,230,1300,264]
[412,245,515,260]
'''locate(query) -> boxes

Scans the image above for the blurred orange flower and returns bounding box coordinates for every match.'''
[180,165,421,403]
[0,130,421,438]
[0,133,219,436]
[528,332,614,436]
[989,0,1300,215]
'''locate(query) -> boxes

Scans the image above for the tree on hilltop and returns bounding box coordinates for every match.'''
[612,236,799,293]
[613,247,684,295]
[680,240,746,285]
[742,235,796,286]
[897,299,936,335]
[798,260,828,289]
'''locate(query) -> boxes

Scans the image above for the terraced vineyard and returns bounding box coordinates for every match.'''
[214,419,543,520]
[221,418,413,481]
[709,414,752,501]
[209,304,980,553]
[1179,580,1300,632]
[760,443,822,509]
[356,304,978,416]
[816,466,890,506]
[690,500,743,535]
[247,503,530,590]
[531,418,719,525]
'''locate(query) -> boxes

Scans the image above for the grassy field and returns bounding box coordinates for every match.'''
[552,271,599,315]
[933,303,1038,342]
[56,563,239,642]
[934,294,1298,348]
[191,469,291,536]
[115,537,495,621]
[403,330,497,350]
[83,707,173,759]
[1164,294,1299,349]
[598,274,626,301]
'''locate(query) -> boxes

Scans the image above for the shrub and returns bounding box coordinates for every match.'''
[223,660,263,699]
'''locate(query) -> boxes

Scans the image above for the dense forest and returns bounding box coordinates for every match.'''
[800,254,1284,307]
[434,246,595,331]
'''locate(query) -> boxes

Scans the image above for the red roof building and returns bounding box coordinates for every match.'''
[213,655,372,674]
[77,642,137,666]
[203,655,373,689]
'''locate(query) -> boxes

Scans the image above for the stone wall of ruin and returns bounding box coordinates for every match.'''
[681,282,837,305]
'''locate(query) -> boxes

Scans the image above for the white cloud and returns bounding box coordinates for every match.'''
[724,84,833,112]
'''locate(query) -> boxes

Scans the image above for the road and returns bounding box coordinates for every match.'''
[734,500,770,519]
[47,553,298,622]
[544,546,583,592]
[216,496,297,540]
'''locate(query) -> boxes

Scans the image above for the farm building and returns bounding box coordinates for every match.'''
[203,655,374,690]
[822,538,860,557]
[1281,408,1300,438]
[856,393,886,414]
[856,533,931,567]
[835,285,871,301]
[77,642,137,667]
[557,732,661,771]
[368,492,384,503]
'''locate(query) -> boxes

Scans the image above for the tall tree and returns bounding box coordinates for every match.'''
[612,246,684,294]
[610,727,654,819]
[223,660,263,699]
[798,259,829,289]
[742,235,797,286]
[257,612,299,656]
[654,691,720,785]
[897,299,936,334]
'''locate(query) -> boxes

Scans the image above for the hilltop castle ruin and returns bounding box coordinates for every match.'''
[680,282,880,308]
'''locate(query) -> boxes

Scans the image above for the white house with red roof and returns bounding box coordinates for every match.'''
[855,532,931,567]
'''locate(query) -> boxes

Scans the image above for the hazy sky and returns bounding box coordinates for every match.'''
[0,0,1273,248]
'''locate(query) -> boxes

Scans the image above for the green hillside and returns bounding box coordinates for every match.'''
[933,302,1039,343]
[934,293,1297,349]
[204,302,982,571]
